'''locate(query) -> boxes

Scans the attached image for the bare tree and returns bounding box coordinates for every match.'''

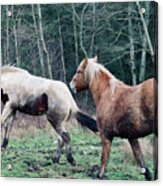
[128,4,137,85]
[31,4,45,77]
[6,5,9,64]
[12,5,20,67]
[139,2,150,82]
[57,5,66,83]
[80,4,88,58]
[90,3,96,57]
[37,4,53,79]
[72,4,79,67]
[136,1,154,62]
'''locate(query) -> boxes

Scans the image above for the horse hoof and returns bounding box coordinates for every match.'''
[1,146,6,153]
[141,167,152,181]
[144,168,152,181]
[67,155,76,166]
[97,173,103,180]
[52,157,60,164]
[69,158,76,166]
[1,138,9,149]
[70,159,76,166]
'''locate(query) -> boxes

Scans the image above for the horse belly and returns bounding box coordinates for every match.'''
[116,113,153,139]
[18,93,48,116]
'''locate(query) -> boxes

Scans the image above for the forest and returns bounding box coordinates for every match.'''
[1,1,158,180]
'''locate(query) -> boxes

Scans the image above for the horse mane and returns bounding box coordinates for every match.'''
[86,58,120,95]
[1,65,29,75]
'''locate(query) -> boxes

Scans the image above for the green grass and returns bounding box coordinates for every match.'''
[1,129,155,180]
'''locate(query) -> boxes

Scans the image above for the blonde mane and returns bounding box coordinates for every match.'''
[1,65,29,75]
[85,58,118,95]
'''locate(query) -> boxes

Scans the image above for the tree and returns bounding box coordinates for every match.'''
[12,5,20,67]
[6,5,9,64]
[128,3,137,85]
[57,5,66,83]
[37,4,53,79]
[138,2,150,83]
[79,4,88,58]
[72,4,79,66]
[31,4,45,77]
[136,1,154,62]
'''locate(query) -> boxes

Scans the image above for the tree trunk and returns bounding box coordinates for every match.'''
[6,5,9,64]
[2,43,5,65]
[80,4,88,58]
[139,2,150,82]
[72,4,79,67]
[90,3,96,57]
[37,4,53,79]
[57,5,67,83]
[12,5,20,67]
[136,1,154,62]
[31,4,45,77]
[128,4,137,85]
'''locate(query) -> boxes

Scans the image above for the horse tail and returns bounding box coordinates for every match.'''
[74,111,98,133]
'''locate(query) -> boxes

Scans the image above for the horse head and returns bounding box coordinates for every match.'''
[70,56,98,93]
[70,56,117,97]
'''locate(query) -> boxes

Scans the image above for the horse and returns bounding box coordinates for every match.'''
[1,65,98,166]
[70,56,157,180]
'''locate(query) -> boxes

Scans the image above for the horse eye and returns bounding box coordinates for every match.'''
[77,71,82,74]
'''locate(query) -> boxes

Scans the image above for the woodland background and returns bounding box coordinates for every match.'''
[1,1,157,113]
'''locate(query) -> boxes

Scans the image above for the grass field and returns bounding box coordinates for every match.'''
[1,127,155,180]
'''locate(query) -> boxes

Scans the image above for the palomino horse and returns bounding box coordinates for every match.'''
[1,65,98,166]
[70,56,157,180]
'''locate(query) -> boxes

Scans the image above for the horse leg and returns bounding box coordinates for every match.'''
[54,129,76,166]
[62,130,76,166]
[53,135,64,163]
[1,102,13,126]
[47,117,64,164]
[1,102,16,149]
[1,114,15,149]
[128,138,152,181]
[98,132,112,179]
[47,116,76,166]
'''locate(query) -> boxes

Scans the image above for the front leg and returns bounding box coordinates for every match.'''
[1,102,13,126]
[98,131,113,179]
[128,138,152,181]
[1,102,15,149]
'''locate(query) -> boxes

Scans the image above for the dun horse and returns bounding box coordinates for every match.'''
[70,56,157,180]
[1,66,98,166]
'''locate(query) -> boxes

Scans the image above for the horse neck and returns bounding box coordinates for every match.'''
[89,70,126,106]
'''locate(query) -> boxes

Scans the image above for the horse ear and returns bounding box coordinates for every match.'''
[93,56,98,63]
[82,58,88,69]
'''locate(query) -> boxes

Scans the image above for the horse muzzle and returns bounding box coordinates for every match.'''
[69,81,77,94]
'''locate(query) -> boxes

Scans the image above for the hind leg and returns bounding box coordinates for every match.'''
[53,135,64,163]
[62,131,76,166]
[128,138,152,181]
[47,115,76,166]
